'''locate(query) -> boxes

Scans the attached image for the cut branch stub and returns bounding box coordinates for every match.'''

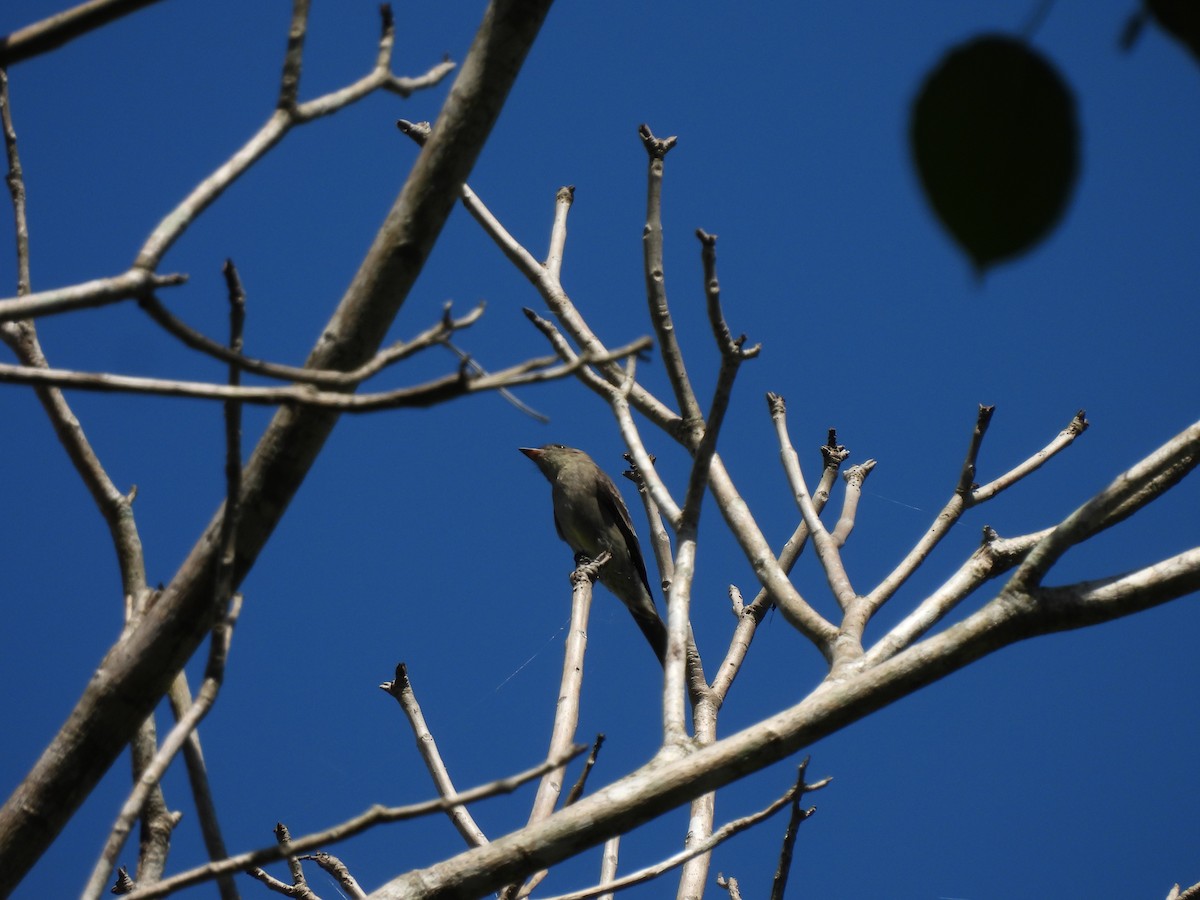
[397,118,432,146]
[821,435,850,470]
[638,123,678,159]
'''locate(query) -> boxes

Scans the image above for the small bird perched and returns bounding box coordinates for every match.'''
[520,444,668,665]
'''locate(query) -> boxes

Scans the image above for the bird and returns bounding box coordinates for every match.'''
[520,444,668,665]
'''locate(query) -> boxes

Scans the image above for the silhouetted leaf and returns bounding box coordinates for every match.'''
[910,35,1080,274]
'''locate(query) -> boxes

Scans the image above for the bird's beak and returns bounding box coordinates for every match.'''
[519,447,542,461]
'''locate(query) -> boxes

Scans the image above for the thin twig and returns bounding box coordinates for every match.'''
[276,0,310,111]
[830,461,876,547]
[126,715,180,889]
[970,409,1088,502]
[139,295,487,388]
[442,338,549,422]
[861,528,1050,667]
[0,0,169,66]
[0,67,30,294]
[712,437,844,699]
[0,269,186,322]
[120,745,587,900]
[502,558,604,900]
[299,852,365,899]
[769,758,823,900]
[532,770,827,900]
[524,559,599,823]
[670,242,755,887]
[561,735,605,808]
[165,675,240,900]
[380,665,489,847]
[860,407,1090,622]
[0,337,651,409]
[546,185,573,282]
[0,2,547,889]
[768,392,856,612]
[638,124,701,428]
[82,597,243,900]
[717,874,743,900]
[245,864,318,899]
[134,7,451,270]
[0,58,150,604]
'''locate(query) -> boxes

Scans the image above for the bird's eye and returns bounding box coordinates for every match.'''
[551,443,567,449]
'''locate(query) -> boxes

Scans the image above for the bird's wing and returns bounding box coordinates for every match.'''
[598,479,654,596]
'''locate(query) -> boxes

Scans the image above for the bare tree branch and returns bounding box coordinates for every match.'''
[500,560,603,899]
[134,5,453,272]
[139,293,487,387]
[364,418,1197,898]
[853,407,1090,631]
[300,852,366,900]
[0,1,556,889]
[770,391,859,615]
[1,54,150,607]
[0,269,187,323]
[0,67,30,294]
[83,597,243,900]
[638,124,701,430]
[0,337,650,407]
[0,0,169,67]
[1011,418,1198,593]
[769,758,825,900]
[522,766,827,900]
[165,674,240,900]
[120,745,587,900]
[380,664,490,848]
[0,4,452,325]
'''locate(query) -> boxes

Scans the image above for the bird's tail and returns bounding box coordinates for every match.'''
[632,608,669,667]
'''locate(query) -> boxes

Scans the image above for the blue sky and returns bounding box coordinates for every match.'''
[1,1,1197,898]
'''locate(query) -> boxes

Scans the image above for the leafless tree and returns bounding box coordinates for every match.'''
[0,2,1196,899]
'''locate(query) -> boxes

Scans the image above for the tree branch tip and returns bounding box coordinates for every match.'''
[521,306,548,326]
[843,459,876,484]
[821,441,851,468]
[151,272,188,288]
[379,661,410,696]
[621,450,656,479]
[396,119,431,145]
[111,865,135,894]
[766,391,786,416]
[739,339,762,359]
[556,184,575,202]
[696,228,717,245]
[1070,408,1089,433]
[379,3,394,33]
[637,123,678,158]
